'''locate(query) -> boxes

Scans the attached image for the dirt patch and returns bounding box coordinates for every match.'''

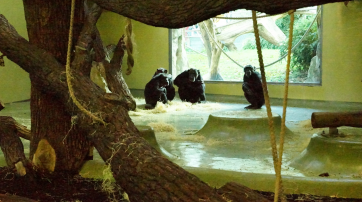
[1,166,361,202]
[0,166,125,202]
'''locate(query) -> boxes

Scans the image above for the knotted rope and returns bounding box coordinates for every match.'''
[66,0,106,125]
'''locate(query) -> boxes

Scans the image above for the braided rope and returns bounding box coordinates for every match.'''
[251,10,282,202]
[125,18,134,75]
[65,0,106,125]
[274,10,295,202]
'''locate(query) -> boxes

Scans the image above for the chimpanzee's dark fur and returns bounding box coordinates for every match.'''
[242,65,265,109]
[174,68,206,103]
[153,68,175,101]
[144,73,171,109]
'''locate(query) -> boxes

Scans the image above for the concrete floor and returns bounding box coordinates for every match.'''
[1,96,362,198]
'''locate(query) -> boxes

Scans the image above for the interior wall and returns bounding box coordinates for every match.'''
[99,2,362,103]
[0,3,31,103]
[97,12,169,92]
[193,3,362,103]
[0,3,361,103]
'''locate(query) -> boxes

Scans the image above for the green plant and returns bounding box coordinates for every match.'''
[279,14,319,73]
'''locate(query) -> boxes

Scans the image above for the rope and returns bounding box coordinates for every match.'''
[251,10,282,202]
[275,10,295,202]
[202,21,244,69]
[262,8,320,68]
[65,0,106,125]
[125,18,134,75]
[198,8,320,70]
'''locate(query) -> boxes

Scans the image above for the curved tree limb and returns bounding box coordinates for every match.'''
[93,0,344,28]
[0,14,229,202]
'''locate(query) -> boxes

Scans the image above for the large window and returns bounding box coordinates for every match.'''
[171,7,321,84]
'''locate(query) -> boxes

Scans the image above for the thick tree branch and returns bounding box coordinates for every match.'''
[103,35,136,110]
[93,0,344,28]
[0,14,228,202]
[0,117,28,168]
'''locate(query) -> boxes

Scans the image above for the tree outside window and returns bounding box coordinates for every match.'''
[171,7,321,84]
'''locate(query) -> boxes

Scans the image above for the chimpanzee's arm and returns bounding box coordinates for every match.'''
[174,70,189,87]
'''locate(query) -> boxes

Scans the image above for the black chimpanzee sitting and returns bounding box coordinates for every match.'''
[174,68,206,103]
[144,73,171,109]
[153,68,175,101]
[242,65,265,109]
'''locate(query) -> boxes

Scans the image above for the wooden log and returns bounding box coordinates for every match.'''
[311,111,362,128]
[0,116,29,168]
[217,182,271,202]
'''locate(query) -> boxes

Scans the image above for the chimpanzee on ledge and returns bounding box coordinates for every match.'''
[242,65,265,109]
[174,68,206,104]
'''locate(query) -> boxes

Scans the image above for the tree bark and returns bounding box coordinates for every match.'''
[23,0,92,173]
[0,194,37,202]
[0,11,230,202]
[0,117,28,169]
[92,0,345,28]
[217,182,271,202]
[0,0,342,201]
[199,20,224,80]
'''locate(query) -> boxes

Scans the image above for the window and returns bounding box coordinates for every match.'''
[170,7,321,84]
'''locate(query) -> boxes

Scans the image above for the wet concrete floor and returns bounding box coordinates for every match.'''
[1,98,362,198]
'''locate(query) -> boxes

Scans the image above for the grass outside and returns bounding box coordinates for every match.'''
[186,49,308,83]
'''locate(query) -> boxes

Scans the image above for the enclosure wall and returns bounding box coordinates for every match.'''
[117,2,362,103]
[0,3,31,103]
[0,2,361,103]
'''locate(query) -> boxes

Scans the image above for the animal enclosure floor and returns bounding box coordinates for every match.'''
[1,99,362,199]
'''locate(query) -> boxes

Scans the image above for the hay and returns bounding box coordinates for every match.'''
[147,122,176,132]
[156,132,206,142]
[129,100,225,117]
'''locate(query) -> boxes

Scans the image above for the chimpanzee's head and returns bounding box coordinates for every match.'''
[158,73,171,87]
[154,67,167,75]
[244,65,255,77]
[188,68,199,82]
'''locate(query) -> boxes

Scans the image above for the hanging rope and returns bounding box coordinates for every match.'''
[202,21,244,69]
[198,8,320,70]
[275,10,295,202]
[124,18,134,75]
[65,0,106,125]
[252,10,282,202]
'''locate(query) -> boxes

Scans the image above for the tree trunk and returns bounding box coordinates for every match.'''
[171,29,189,76]
[199,19,224,80]
[216,14,287,48]
[23,0,92,173]
[0,9,231,201]
[0,0,347,201]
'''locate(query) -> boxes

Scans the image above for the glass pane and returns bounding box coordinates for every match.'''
[171,7,321,84]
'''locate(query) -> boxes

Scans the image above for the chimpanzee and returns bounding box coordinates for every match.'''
[144,73,171,109]
[153,68,175,101]
[174,68,206,103]
[242,65,265,109]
